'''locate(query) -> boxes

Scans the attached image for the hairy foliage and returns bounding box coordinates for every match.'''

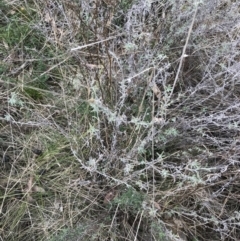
[1,0,240,240]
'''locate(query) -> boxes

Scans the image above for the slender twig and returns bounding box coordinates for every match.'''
[168,4,199,100]
[70,36,116,51]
